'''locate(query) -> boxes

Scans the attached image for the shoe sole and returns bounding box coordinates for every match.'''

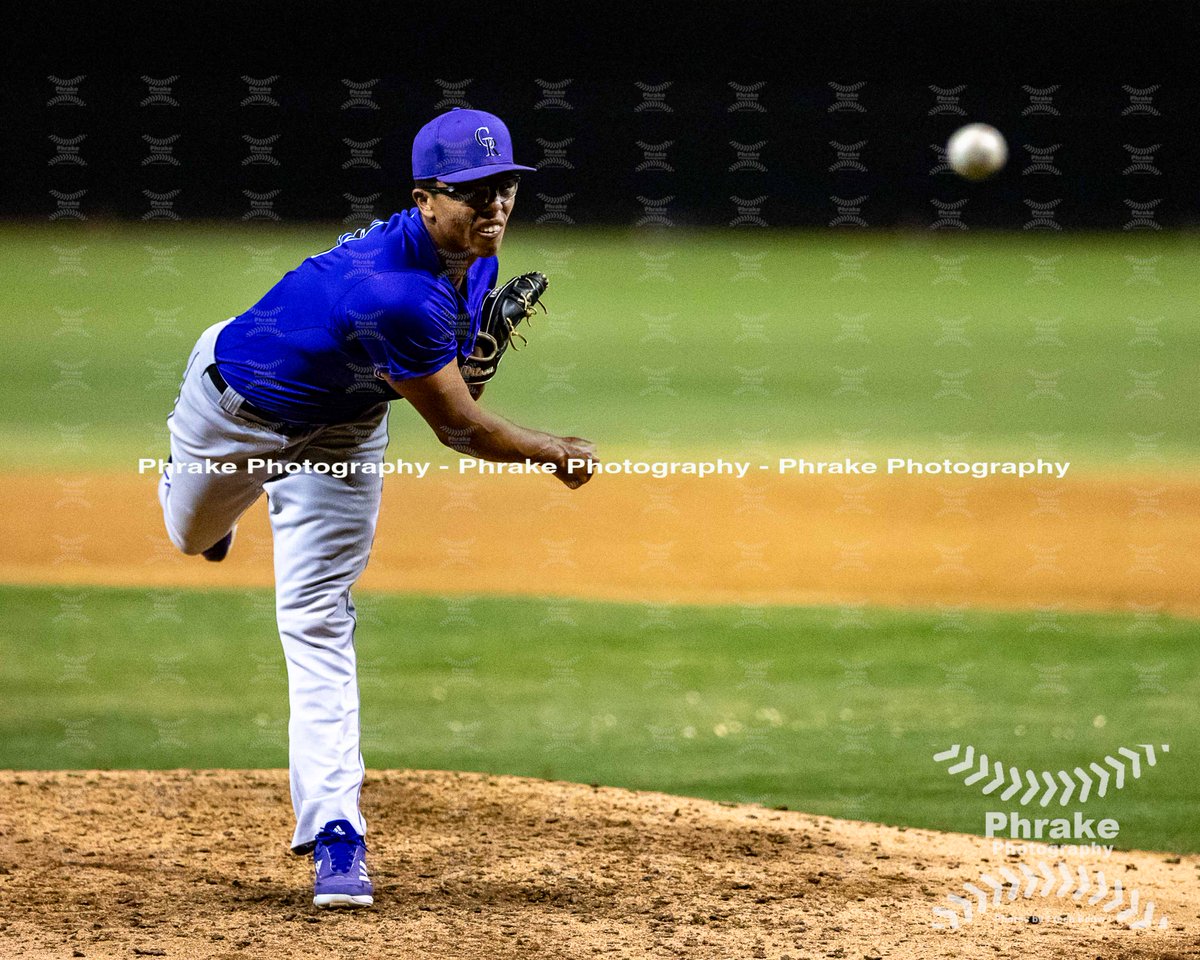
[313,893,374,909]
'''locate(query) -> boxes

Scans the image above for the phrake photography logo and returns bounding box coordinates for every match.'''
[929,741,1172,931]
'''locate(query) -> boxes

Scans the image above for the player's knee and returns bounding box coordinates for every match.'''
[174,535,207,556]
[166,524,212,556]
[277,595,354,643]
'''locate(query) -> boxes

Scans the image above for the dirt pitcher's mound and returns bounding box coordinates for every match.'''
[0,771,1193,960]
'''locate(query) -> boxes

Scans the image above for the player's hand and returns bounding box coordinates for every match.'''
[556,436,598,489]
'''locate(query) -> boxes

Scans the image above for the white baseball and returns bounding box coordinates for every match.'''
[946,123,1008,181]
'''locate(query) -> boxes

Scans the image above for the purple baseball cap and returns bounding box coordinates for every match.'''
[412,108,535,184]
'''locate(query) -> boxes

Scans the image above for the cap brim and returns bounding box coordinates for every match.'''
[438,162,537,184]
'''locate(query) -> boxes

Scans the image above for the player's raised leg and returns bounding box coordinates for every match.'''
[159,320,280,556]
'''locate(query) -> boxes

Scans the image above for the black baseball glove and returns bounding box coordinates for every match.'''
[460,272,549,386]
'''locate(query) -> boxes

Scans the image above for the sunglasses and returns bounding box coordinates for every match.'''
[423,176,521,207]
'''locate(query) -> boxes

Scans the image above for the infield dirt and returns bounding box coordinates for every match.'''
[1,769,1196,960]
[2,468,1198,614]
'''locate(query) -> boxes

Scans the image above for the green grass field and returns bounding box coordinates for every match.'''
[3,224,1197,855]
[5,584,1196,852]
[2,223,1198,467]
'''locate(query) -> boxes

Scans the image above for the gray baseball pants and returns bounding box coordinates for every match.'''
[159,319,388,850]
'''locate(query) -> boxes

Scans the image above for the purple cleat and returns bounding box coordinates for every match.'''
[312,819,373,908]
[201,525,236,562]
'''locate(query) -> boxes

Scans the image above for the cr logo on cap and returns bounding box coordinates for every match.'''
[475,126,499,157]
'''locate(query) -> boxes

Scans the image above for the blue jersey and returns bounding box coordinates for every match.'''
[214,208,498,425]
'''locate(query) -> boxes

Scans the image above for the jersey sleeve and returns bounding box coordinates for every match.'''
[337,271,461,381]
[479,256,500,295]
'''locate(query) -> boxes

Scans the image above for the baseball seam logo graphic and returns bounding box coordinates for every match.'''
[932,860,1169,930]
[933,743,1168,806]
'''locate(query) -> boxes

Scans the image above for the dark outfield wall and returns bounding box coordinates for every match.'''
[16,77,1185,230]
[7,3,1192,230]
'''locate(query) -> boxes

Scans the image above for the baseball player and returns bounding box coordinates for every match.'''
[157,108,596,908]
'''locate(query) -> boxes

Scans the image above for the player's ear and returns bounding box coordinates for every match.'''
[412,187,433,217]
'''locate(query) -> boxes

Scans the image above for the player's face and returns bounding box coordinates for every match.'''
[415,175,519,259]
